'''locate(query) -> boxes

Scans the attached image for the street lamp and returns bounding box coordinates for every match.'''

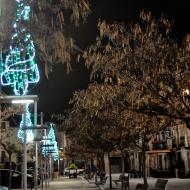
[0,95,38,190]
[12,99,34,104]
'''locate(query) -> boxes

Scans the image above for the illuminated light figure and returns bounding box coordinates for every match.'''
[0,49,3,75]
[0,0,40,143]
[17,103,34,144]
[0,0,40,95]
[42,124,59,161]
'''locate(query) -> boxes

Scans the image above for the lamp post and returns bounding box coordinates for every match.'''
[0,95,38,190]
[34,100,38,190]
[23,105,27,190]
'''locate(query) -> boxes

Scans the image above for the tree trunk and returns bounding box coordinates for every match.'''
[108,152,112,189]
[100,154,105,182]
[121,153,125,190]
[88,160,92,179]
[142,138,148,190]
[121,153,125,176]
[84,158,88,179]
[8,152,12,190]
[95,155,98,183]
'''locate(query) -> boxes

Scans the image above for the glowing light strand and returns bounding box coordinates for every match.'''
[0,49,3,74]
[42,124,59,161]
[17,103,34,143]
[0,0,40,143]
[0,0,40,96]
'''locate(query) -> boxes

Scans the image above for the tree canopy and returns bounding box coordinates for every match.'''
[82,11,190,128]
[0,0,91,77]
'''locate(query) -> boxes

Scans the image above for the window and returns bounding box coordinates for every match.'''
[1,151,6,163]
[180,136,185,146]
[158,155,162,170]
[187,151,190,169]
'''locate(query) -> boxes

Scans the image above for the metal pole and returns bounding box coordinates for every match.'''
[47,155,51,186]
[34,101,38,190]
[58,159,60,176]
[40,112,44,190]
[44,128,47,190]
[23,104,27,190]
[0,89,1,161]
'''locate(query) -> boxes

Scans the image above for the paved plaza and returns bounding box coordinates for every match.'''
[15,175,189,190]
[83,175,190,190]
[43,176,98,190]
[121,177,190,190]
[37,175,190,190]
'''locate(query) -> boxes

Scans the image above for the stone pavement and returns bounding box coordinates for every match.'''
[26,176,190,190]
[92,176,190,190]
[127,177,190,190]
[45,176,98,190]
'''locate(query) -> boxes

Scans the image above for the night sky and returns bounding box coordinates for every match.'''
[29,0,190,119]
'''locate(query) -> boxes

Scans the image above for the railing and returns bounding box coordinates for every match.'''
[152,142,167,150]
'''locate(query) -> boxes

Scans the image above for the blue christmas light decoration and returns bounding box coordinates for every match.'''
[0,0,40,143]
[17,103,34,143]
[42,124,59,161]
[0,0,40,95]
[0,49,3,75]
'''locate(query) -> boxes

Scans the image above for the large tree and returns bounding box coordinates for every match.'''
[82,11,190,129]
[75,11,190,188]
[65,83,135,188]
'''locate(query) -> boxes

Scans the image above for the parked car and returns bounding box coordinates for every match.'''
[17,164,41,185]
[64,167,84,176]
[0,186,8,190]
[26,168,41,185]
[17,162,41,180]
[68,168,77,178]
[0,169,35,188]
[77,168,85,175]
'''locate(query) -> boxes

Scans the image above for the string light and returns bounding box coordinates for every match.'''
[42,123,59,161]
[0,0,40,95]
[0,48,3,74]
[17,103,34,143]
[0,0,40,143]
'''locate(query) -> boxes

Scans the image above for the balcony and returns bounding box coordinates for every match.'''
[152,141,167,150]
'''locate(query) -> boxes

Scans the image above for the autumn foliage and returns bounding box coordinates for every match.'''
[63,11,190,187]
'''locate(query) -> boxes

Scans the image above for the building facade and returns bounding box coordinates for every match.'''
[103,123,190,178]
[0,121,33,169]
[127,123,190,178]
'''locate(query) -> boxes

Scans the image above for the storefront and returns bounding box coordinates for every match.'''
[146,149,175,177]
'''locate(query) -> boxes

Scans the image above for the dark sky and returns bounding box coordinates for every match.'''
[31,0,190,119]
